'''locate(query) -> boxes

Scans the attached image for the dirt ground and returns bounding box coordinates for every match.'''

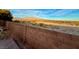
[0,39,19,49]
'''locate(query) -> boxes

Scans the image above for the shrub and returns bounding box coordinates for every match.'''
[39,23,44,26]
[14,20,20,23]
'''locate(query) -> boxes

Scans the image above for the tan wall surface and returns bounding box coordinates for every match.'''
[6,22,79,49]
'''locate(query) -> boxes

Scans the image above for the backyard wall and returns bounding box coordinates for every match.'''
[6,22,79,49]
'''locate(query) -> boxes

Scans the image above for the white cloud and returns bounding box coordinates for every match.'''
[51,9,74,16]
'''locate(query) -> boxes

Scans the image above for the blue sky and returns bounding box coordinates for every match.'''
[10,9,79,21]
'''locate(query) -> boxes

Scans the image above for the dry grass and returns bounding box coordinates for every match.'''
[13,17,79,36]
[13,17,79,27]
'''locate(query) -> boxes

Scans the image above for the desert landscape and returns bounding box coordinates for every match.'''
[13,17,79,26]
[13,17,79,36]
[0,9,79,49]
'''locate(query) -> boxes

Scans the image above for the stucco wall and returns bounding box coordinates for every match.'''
[6,22,79,49]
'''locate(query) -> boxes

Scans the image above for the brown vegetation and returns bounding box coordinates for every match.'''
[13,17,79,27]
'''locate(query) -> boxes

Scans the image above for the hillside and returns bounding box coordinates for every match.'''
[13,17,79,27]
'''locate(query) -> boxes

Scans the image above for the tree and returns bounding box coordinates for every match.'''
[0,9,13,27]
[0,9,13,21]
